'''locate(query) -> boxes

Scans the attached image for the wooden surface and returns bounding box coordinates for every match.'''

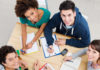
[7,23,88,70]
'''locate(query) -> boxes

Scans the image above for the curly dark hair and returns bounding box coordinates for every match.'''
[15,0,38,18]
[59,0,75,12]
[0,45,16,64]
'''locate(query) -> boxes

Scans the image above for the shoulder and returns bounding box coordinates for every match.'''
[19,17,28,24]
[0,64,5,70]
[39,8,51,16]
[52,12,62,21]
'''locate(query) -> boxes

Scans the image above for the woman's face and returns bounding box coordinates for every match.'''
[24,8,39,23]
[87,45,100,62]
[3,52,19,69]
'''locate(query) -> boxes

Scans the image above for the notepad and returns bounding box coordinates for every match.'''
[40,34,60,58]
[60,53,81,70]
[39,63,55,70]
[20,32,39,54]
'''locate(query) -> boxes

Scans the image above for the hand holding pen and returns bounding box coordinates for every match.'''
[47,45,54,53]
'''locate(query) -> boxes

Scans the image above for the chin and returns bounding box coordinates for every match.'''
[13,64,19,69]
[88,58,93,61]
[65,23,71,26]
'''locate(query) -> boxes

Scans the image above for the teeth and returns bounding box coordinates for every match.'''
[15,63,18,65]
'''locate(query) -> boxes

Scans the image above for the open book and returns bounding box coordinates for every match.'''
[60,53,81,70]
[20,32,39,54]
[40,34,60,58]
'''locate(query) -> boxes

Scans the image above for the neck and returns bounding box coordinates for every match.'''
[38,9,43,20]
[92,61,100,69]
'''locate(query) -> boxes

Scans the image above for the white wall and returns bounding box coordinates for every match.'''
[0,0,100,47]
[0,0,18,46]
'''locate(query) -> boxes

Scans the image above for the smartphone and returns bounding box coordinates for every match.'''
[61,48,68,56]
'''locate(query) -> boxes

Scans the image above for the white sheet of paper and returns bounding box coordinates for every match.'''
[40,35,60,58]
[41,63,55,70]
[60,53,81,70]
[20,32,39,54]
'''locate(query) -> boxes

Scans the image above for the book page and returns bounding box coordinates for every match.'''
[20,32,39,54]
[60,53,81,70]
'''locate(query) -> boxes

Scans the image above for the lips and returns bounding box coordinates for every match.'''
[65,21,70,25]
[88,56,93,60]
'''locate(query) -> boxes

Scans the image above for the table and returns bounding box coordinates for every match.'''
[7,23,88,70]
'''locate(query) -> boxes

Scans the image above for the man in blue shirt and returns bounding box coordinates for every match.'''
[44,0,90,53]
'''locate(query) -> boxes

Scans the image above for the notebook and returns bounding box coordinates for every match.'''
[39,63,55,70]
[20,32,39,54]
[60,53,81,70]
[40,34,60,58]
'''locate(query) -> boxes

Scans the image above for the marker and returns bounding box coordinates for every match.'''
[20,49,25,53]
[67,60,73,62]
[38,40,41,47]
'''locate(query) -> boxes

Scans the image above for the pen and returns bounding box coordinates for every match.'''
[38,39,41,47]
[67,60,73,62]
[20,49,25,53]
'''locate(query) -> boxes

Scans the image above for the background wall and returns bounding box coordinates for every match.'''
[0,0,100,47]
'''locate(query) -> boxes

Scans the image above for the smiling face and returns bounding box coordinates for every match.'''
[60,9,76,26]
[24,8,39,23]
[87,45,100,62]
[3,52,19,69]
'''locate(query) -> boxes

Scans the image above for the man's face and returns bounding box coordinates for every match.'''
[60,9,76,26]
[3,52,19,69]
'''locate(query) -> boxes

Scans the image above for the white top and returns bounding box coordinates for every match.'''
[72,48,100,70]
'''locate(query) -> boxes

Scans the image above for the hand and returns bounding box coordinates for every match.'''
[47,45,54,53]
[55,38,66,46]
[44,65,52,70]
[26,41,33,49]
[19,60,28,69]
[34,60,40,70]
[63,56,72,61]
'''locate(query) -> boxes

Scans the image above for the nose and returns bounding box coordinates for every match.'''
[87,51,93,56]
[65,16,69,21]
[13,58,18,63]
[30,16,34,20]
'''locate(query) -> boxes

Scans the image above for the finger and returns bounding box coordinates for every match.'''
[47,48,53,53]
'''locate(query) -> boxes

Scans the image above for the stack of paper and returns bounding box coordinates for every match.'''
[40,35,60,58]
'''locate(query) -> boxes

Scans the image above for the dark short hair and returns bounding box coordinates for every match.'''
[0,45,16,64]
[59,0,75,12]
[90,40,100,63]
[15,0,38,18]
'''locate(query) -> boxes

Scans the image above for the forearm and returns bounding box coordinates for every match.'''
[72,48,88,59]
[22,32,27,48]
[21,24,27,49]
[32,23,47,42]
[66,38,90,48]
